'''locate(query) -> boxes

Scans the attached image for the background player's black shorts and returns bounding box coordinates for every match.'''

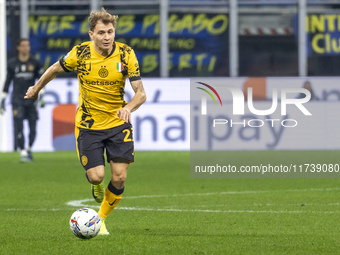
[12,103,38,121]
[76,123,134,170]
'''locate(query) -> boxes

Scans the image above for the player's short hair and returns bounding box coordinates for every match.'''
[88,7,118,31]
[16,38,30,47]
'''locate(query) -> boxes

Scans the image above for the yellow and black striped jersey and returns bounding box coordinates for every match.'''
[59,41,141,130]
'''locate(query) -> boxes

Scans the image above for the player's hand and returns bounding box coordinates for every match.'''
[0,98,5,115]
[24,86,39,101]
[117,107,131,123]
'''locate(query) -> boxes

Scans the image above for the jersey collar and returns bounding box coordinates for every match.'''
[104,42,116,60]
[91,41,116,59]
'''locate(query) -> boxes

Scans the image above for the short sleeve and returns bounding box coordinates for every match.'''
[128,49,141,82]
[59,46,78,72]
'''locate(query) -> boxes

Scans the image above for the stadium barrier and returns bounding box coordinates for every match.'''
[1,77,339,151]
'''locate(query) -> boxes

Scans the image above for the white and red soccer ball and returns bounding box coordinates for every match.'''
[69,208,101,239]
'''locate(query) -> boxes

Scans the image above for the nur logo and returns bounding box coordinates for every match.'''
[197,82,312,116]
[196,82,222,115]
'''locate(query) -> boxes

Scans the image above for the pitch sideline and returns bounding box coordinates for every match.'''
[64,187,340,214]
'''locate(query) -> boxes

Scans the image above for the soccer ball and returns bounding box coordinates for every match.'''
[69,208,101,239]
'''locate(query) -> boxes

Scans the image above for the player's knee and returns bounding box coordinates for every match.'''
[112,173,126,184]
[89,176,103,185]
[86,168,105,184]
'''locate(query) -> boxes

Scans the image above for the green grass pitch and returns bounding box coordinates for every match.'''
[1,150,340,254]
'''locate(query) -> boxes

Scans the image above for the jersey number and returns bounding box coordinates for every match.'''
[122,128,133,142]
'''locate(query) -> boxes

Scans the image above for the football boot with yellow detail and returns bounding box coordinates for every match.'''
[91,183,104,203]
[98,219,110,235]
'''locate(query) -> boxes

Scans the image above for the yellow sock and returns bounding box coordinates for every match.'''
[98,182,124,219]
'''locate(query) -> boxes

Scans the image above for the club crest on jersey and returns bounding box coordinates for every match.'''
[98,66,109,78]
[28,65,34,71]
[81,155,88,166]
[117,62,124,72]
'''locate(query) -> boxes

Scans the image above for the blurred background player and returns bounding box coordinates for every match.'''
[297,81,319,101]
[0,38,45,162]
[24,8,146,235]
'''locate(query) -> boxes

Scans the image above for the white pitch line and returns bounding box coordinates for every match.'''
[6,206,340,214]
[5,187,340,214]
[66,199,94,208]
[117,207,340,214]
[63,186,340,214]
[117,187,340,199]
[67,186,340,207]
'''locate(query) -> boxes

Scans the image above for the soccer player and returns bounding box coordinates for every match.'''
[0,38,45,162]
[24,8,146,235]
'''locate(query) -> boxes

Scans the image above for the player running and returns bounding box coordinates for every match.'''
[24,8,146,235]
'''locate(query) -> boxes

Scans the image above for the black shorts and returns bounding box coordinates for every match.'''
[75,123,134,170]
[12,103,38,121]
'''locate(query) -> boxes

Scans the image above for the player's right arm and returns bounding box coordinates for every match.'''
[0,61,15,114]
[3,62,14,94]
[24,61,65,101]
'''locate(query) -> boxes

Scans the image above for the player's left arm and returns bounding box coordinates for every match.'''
[117,79,146,123]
